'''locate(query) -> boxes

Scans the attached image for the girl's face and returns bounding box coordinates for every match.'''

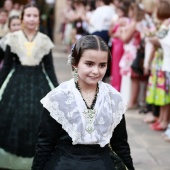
[76,49,108,88]
[0,12,8,24]
[117,8,124,18]
[22,7,39,31]
[10,18,21,32]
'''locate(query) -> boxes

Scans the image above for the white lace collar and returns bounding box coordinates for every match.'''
[41,79,126,147]
[6,30,54,66]
[0,33,11,51]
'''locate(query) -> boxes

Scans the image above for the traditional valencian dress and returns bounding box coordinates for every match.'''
[32,79,135,170]
[0,33,11,69]
[0,30,58,169]
[0,24,9,69]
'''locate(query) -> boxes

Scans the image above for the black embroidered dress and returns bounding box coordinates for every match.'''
[32,79,134,170]
[0,30,58,169]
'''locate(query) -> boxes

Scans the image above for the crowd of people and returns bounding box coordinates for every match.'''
[61,0,170,144]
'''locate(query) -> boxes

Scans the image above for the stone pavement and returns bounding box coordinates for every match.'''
[52,44,170,170]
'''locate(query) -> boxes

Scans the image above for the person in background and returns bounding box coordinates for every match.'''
[0,8,8,38]
[119,2,145,107]
[3,0,13,15]
[0,8,8,69]
[145,0,170,134]
[0,2,58,169]
[109,2,129,91]
[0,15,21,70]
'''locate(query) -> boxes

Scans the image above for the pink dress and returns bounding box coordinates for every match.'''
[110,24,124,92]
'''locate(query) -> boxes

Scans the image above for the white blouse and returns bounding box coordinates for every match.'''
[41,79,126,147]
[88,5,115,34]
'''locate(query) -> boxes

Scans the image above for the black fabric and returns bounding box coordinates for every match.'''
[0,47,4,63]
[110,115,134,170]
[131,39,145,75]
[0,46,58,157]
[153,105,160,117]
[32,109,134,170]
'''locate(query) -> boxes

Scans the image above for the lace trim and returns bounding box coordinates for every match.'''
[41,79,126,147]
[7,30,54,66]
[0,33,10,51]
[41,94,82,145]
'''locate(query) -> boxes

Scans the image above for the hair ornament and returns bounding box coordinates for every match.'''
[67,54,72,65]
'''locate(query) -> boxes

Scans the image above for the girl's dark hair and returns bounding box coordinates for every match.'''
[97,0,111,5]
[20,2,39,21]
[88,0,96,11]
[129,2,145,21]
[71,35,111,68]
[0,8,8,14]
[117,4,129,17]
[8,15,20,28]
[73,0,87,6]
[157,0,170,20]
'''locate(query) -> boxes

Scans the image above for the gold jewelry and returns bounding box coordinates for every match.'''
[75,82,99,134]
[81,90,95,107]
[72,68,78,83]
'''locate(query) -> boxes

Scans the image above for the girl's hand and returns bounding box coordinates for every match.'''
[144,65,150,75]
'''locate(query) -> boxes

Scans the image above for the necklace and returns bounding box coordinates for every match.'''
[22,30,38,42]
[75,82,98,109]
[75,82,99,133]
[85,91,93,106]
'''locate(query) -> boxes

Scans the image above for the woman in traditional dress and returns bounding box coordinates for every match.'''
[0,2,58,169]
[32,35,134,170]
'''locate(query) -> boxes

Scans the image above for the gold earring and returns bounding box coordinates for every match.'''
[72,68,78,83]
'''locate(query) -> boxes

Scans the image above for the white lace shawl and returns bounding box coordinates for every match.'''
[0,33,11,51]
[41,79,126,147]
[6,30,54,66]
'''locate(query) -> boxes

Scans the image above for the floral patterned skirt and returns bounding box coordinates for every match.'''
[146,50,170,105]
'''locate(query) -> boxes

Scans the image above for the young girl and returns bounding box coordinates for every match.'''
[0,15,21,69]
[32,35,134,170]
[0,8,8,68]
[119,2,145,106]
[0,8,8,38]
[145,0,170,136]
[109,3,129,91]
[0,2,58,170]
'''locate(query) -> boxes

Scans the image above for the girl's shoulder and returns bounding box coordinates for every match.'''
[41,79,74,101]
[100,82,127,107]
[0,33,11,51]
[101,81,122,96]
[10,30,22,37]
[36,32,53,41]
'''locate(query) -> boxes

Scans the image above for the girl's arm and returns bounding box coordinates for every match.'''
[110,115,135,170]
[42,51,59,87]
[144,38,157,75]
[120,20,136,43]
[0,45,13,87]
[32,108,62,170]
